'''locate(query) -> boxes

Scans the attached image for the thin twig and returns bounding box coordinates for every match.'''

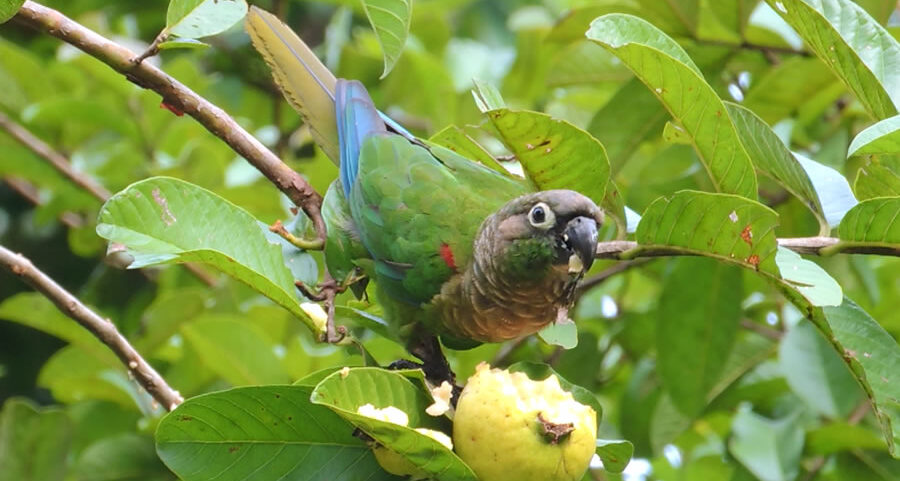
[594,237,900,259]
[0,244,183,411]
[695,38,811,57]
[576,258,653,297]
[0,110,110,202]
[4,177,84,228]
[13,1,326,245]
[802,400,871,481]
[739,318,783,341]
[0,112,217,287]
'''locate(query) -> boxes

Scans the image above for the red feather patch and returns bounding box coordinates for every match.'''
[439,243,457,271]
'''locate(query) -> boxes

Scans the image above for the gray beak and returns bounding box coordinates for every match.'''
[564,216,598,272]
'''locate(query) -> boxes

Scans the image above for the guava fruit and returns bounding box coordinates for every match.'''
[453,362,597,481]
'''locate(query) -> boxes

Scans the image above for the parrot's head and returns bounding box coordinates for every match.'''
[482,190,603,283]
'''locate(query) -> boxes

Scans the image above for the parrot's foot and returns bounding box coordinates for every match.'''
[406,332,463,405]
[295,275,348,344]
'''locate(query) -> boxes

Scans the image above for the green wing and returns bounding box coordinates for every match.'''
[350,134,528,305]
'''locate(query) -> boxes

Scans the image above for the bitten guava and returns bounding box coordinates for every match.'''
[356,404,453,479]
[452,362,597,481]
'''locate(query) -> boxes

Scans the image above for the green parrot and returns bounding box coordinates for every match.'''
[246,8,603,380]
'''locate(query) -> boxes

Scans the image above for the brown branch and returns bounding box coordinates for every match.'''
[4,177,84,228]
[0,111,110,202]
[695,38,811,57]
[740,318,783,341]
[576,258,653,297]
[0,244,183,411]
[0,111,217,287]
[594,237,900,259]
[13,1,326,244]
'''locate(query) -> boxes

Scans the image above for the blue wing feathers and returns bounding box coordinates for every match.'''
[335,80,387,199]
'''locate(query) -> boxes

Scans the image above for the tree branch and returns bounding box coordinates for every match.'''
[12,1,326,244]
[0,111,110,202]
[594,237,900,259]
[0,244,183,411]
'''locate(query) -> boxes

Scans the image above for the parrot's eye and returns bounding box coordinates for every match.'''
[528,202,555,230]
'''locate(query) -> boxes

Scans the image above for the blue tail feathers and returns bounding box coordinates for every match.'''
[335,80,387,199]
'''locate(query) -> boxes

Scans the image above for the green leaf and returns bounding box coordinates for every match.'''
[362,0,412,78]
[156,386,397,481]
[795,153,858,227]
[595,439,634,474]
[484,109,610,206]
[774,247,843,307]
[0,398,72,481]
[806,422,889,455]
[166,0,248,39]
[157,38,210,50]
[507,361,604,429]
[429,125,511,176]
[763,0,900,119]
[181,316,290,386]
[537,318,578,349]
[657,257,742,417]
[96,177,324,337]
[311,367,476,481]
[0,0,23,23]
[74,433,172,481]
[471,78,507,112]
[837,197,900,249]
[728,408,804,481]
[635,191,780,275]
[779,321,863,418]
[37,346,147,410]
[821,299,900,455]
[725,102,828,233]
[588,14,758,199]
[848,115,900,158]
[854,162,900,200]
[0,293,108,358]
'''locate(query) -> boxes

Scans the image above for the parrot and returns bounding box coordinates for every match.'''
[245,7,603,383]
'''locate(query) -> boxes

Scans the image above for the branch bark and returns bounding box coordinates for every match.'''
[13,1,326,243]
[594,236,900,259]
[0,111,111,202]
[0,244,183,411]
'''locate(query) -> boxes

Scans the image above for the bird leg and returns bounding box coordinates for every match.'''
[404,328,463,405]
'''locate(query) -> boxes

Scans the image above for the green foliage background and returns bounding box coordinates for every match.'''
[1,0,899,480]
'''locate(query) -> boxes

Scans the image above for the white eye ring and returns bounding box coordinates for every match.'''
[528,202,555,230]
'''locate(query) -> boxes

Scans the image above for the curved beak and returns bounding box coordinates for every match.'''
[564,216,598,273]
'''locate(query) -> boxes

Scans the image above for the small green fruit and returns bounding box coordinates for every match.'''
[453,362,597,481]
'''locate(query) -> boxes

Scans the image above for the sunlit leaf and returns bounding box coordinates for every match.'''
[595,439,634,474]
[854,163,900,200]
[635,191,780,275]
[726,102,827,233]
[156,386,397,481]
[848,115,900,158]
[166,0,248,39]
[588,14,758,199]
[795,153,858,227]
[483,109,610,206]
[96,177,324,337]
[763,0,900,119]
[774,247,843,307]
[362,0,412,78]
[837,197,900,249]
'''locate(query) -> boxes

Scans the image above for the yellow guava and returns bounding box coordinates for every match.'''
[452,362,597,481]
[356,404,453,479]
